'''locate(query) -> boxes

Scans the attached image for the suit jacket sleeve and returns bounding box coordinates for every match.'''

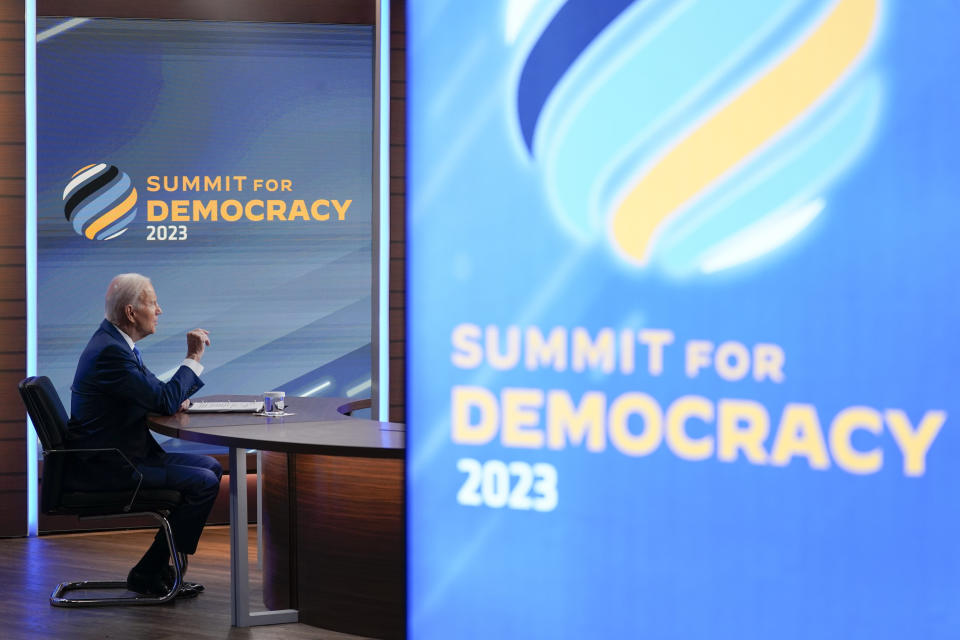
[94,342,204,415]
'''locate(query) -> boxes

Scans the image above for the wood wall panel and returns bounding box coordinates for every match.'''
[390,240,404,263]
[0,144,24,172]
[0,435,23,462]
[388,1,407,424]
[0,438,27,472]
[390,96,407,135]
[0,46,22,75]
[0,266,24,299]
[37,0,374,23]
[389,307,405,337]
[389,338,404,358]
[390,24,405,51]
[0,93,24,141]
[0,18,22,38]
[390,38,406,84]
[0,76,23,92]
[0,244,23,263]
[0,208,27,232]
[0,316,25,338]
[0,202,24,246]
[0,474,26,491]
[390,144,406,178]
[0,6,24,537]
[389,375,404,407]
[388,263,405,303]
[0,175,24,196]
[0,486,26,532]
[0,351,24,370]
[0,298,25,317]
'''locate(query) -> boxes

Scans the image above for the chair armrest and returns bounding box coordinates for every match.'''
[43,447,144,513]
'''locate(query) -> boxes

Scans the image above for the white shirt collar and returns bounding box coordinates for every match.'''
[111,322,137,350]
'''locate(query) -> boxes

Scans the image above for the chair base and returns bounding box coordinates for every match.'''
[48,510,185,608]
[51,579,178,607]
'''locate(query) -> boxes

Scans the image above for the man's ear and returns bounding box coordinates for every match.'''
[125,304,136,323]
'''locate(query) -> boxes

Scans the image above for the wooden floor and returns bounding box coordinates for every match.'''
[0,525,378,640]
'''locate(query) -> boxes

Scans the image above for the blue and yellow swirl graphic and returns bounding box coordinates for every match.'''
[62,163,138,240]
[515,0,882,275]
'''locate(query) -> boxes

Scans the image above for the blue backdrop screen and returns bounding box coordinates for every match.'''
[407,1,960,638]
[36,18,373,448]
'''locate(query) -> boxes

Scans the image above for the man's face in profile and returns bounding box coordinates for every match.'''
[132,284,162,338]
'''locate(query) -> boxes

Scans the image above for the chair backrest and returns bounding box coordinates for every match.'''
[19,376,70,513]
[18,376,69,451]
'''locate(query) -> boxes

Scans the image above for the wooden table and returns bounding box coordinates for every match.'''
[148,395,404,635]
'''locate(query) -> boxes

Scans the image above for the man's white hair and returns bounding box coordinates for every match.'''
[105,273,152,325]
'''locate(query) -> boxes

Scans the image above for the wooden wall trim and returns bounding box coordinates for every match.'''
[388,0,406,423]
[0,0,25,537]
[37,0,374,24]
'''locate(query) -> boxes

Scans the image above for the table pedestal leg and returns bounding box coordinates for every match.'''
[229,446,298,627]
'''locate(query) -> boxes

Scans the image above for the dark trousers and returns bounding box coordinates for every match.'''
[138,453,223,555]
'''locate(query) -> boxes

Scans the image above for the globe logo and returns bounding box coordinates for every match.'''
[513,0,881,276]
[62,163,138,240]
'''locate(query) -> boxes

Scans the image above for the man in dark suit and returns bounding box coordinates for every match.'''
[68,273,222,597]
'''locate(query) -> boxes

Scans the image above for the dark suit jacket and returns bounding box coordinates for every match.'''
[67,319,204,476]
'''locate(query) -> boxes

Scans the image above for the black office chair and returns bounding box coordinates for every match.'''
[18,376,187,606]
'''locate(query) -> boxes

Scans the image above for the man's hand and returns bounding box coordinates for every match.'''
[186,328,211,361]
[179,399,191,412]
